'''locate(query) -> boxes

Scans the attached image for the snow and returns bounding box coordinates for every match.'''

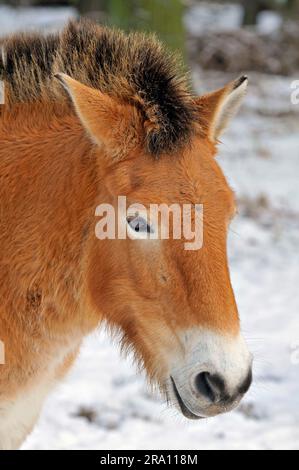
[184,1,243,36]
[184,2,283,36]
[0,5,77,37]
[1,3,298,451]
[257,11,283,34]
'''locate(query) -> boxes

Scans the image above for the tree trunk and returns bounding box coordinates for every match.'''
[286,0,299,13]
[135,0,185,54]
[77,0,105,16]
[242,0,262,25]
[105,0,134,30]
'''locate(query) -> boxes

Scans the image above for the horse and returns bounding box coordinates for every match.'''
[0,20,252,450]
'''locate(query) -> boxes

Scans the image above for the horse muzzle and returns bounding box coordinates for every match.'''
[168,329,253,419]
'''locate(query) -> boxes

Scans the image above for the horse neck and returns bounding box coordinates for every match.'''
[0,100,103,311]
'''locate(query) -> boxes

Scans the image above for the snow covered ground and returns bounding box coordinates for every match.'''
[0,5,77,36]
[184,1,282,36]
[1,3,298,451]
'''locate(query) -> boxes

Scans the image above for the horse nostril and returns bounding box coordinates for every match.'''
[239,369,253,395]
[194,372,225,403]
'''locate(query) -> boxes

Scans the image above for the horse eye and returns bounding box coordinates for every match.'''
[127,216,153,234]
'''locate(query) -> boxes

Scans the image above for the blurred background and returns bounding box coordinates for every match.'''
[1,0,299,450]
[2,0,299,72]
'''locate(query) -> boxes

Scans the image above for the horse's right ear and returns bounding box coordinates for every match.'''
[55,73,141,159]
[195,76,248,143]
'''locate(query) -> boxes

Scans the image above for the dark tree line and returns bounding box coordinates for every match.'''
[0,0,185,54]
[1,1,299,47]
[242,0,299,25]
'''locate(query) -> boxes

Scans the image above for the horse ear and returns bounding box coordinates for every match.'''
[196,76,248,143]
[55,73,141,158]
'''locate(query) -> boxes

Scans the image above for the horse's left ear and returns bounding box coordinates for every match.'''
[54,73,141,159]
[196,76,248,143]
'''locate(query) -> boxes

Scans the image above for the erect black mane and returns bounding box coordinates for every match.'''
[0,20,197,155]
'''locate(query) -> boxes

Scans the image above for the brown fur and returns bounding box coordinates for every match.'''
[0,21,248,449]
